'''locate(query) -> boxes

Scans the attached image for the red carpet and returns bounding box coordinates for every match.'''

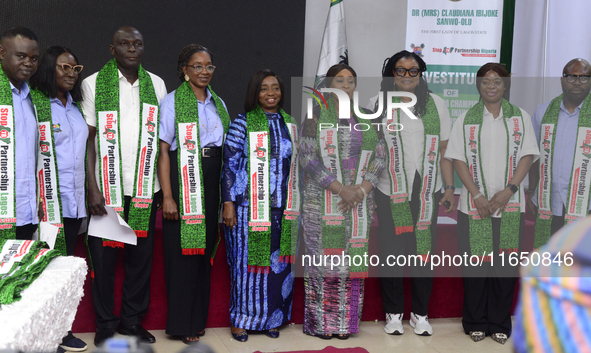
[71,196,532,332]
[254,347,369,353]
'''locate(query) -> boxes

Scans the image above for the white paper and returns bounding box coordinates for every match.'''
[39,222,59,249]
[437,216,457,225]
[88,206,137,245]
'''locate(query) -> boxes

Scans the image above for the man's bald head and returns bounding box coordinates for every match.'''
[561,58,591,106]
[563,58,591,76]
[111,26,142,46]
[109,26,144,73]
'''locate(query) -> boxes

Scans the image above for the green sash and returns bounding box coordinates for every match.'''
[0,239,59,305]
[534,94,591,248]
[30,90,66,255]
[383,95,440,259]
[174,81,230,256]
[245,106,299,273]
[463,99,524,259]
[317,96,378,277]
[94,59,159,247]
[0,67,17,241]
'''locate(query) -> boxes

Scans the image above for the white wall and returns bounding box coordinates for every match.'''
[511,0,591,114]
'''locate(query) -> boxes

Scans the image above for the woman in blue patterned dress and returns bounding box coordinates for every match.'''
[222,69,297,342]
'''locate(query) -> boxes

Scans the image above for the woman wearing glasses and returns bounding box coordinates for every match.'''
[445,63,538,344]
[221,69,297,342]
[29,46,89,352]
[157,44,230,344]
[374,50,454,337]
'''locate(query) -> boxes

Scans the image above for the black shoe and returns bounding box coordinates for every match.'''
[94,328,115,347]
[118,324,156,344]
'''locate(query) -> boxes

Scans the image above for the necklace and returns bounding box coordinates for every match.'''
[202,111,219,133]
[202,121,218,133]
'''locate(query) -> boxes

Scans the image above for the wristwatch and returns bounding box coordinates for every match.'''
[445,185,455,191]
[507,183,518,194]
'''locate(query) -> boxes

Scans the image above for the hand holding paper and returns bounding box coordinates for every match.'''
[88,206,137,245]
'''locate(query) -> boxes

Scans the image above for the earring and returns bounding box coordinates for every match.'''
[185,74,190,81]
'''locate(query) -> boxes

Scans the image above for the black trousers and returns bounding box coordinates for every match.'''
[162,151,220,336]
[457,211,523,337]
[63,217,84,256]
[15,223,38,240]
[88,194,158,329]
[551,213,566,235]
[376,171,441,316]
[549,207,591,235]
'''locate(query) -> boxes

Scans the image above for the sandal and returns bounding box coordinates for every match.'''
[231,328,248,342]
[335,334,350,340]
[491,333,508,345]
[469,331,485,342]
[182,336,199,345]
[265,328,280,338]
[197,330,205,337]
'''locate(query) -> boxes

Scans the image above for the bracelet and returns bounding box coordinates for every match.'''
[357,185,368,198]
[445,185,456,191]
[337,184,344,196]
[526,188,536,194]
[473,192,483,201]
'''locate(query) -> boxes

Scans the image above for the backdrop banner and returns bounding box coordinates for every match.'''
[405,0,504,125]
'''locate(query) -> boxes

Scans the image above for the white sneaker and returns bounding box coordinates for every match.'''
[409,312,433,336]
[384,313,404,335]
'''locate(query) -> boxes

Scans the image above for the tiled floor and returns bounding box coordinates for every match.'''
[73,318,513,353]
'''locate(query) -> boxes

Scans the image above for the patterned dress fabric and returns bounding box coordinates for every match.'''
[222,112,294,330]
[513,216,591,353]
[300,114,386,335]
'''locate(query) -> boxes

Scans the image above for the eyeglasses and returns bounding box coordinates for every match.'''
[187,64,216,74]
[57,63,83,75]
[563,74,591,84]
[481,79,504,88]
[394,67,421,77]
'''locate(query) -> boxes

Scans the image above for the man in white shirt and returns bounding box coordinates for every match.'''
[81,26,166,346]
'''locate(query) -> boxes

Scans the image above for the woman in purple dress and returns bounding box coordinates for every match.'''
[300,64,386,339]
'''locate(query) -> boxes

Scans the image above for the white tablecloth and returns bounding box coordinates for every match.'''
[0,256,87,352]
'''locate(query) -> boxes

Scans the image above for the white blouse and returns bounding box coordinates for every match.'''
[377,93,452,199]
[445,105,540,217]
